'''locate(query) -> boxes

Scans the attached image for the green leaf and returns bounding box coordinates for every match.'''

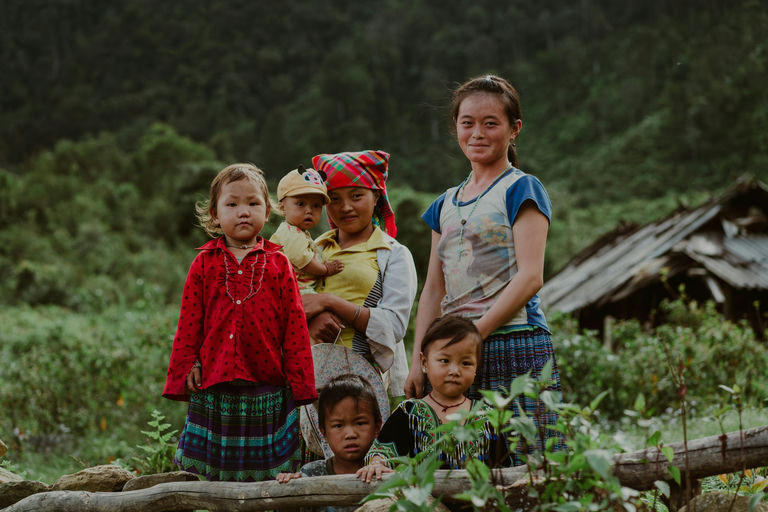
[584,450,613,480]
[646,430,661,447]
[552,502,582,511]
[748,492,764,512]
[540,390,560,411]
[654,480,671,497]
[589,390,609,411]
[660,446,674,463]
[548,450,567,463]
[402,486,431,506]
[470,495,486,507]
[540,358,553,382]
[508,414,538,444]
[507,373,531,399]
[480,389,513,409]
[633,393,646,412]
[668,465,681,485]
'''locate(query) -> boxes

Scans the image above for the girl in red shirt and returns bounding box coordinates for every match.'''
[162,163,316,481]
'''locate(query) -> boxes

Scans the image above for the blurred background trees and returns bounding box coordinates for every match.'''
[2,0,766,310]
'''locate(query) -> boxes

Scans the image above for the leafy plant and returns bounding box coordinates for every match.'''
[130,409,179,475]
[553,296,768,422]
[367,370,649,511]
[0,459,29,480]
[363,451,444,512]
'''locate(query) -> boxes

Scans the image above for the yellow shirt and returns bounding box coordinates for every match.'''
[269,221,319,294]
[315,227,388,348]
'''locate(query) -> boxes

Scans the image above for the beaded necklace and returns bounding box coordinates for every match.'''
[455,166,511,260]
[223,251,267,304]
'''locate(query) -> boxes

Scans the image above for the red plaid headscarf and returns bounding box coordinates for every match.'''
[311,150,397,237]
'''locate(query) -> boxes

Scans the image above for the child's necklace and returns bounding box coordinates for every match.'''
[223,252,267,304]
[428,392,468,413]
[227,242,256,250]
[455,167,509,260]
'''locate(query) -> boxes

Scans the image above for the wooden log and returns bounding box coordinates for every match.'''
[2,469,529,512]
[613,425,768,490]
[4,426,766,511]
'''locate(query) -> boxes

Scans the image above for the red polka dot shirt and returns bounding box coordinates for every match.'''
[162,237,317,405]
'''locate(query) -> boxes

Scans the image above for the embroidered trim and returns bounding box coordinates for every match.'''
[223,252,267,304]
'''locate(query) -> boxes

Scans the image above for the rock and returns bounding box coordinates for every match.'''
[0,438,7,457]
[0,466,24,483]
[52,464,135,492]
[501,474,543,510]
[678,492,768,512]
[356,496,450,512]
[0,480,51,509]
[122,471,200,491]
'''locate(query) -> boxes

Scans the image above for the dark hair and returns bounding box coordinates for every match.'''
[421,315,483,363]
[449,74,522,167]
[317,374,382,431]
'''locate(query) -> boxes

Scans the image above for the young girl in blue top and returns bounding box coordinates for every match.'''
[404,74,564,465]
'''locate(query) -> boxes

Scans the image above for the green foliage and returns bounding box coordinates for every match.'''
[3,1,767,204]
[0,124,216,311]
[371,373,649,511]
[0,305,187,446]
[0,459,29,480]
[128,410,180,475]
[364,452,445,512]
[553,297,768,421]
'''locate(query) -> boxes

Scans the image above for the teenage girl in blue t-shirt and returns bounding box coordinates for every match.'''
[403,74,564,465]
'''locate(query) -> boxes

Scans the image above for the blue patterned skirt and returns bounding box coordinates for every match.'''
[467,327,565,465]
[175,382,301,481]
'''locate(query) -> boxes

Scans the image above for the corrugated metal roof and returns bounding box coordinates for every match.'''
[540,177,768,313]
[682,235,768,289]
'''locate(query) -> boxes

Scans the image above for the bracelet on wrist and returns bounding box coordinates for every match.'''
[351,305,362,325]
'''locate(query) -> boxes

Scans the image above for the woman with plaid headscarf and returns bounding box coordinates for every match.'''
[301,150,416,404]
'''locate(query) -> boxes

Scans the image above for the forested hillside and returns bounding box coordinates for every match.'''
[1,0,767,307]
[3,0,766,190]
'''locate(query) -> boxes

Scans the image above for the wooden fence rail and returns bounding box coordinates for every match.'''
[4,425,766,512]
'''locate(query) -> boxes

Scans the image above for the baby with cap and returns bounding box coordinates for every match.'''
[270,165,343,294]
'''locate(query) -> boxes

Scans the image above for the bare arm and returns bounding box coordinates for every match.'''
[300,257,343,277]
[302,293,371,334]
[404,231,445,398]
[474,202,548,339]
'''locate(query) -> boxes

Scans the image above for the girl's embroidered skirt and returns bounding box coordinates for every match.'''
[175,382,301,481]
[467,327,565,466]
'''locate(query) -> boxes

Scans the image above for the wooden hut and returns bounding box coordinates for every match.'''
[540,175,768,336]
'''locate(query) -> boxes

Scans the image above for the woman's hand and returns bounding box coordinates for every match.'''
[404,365,426,399]
[302,293,328,319]
[308,311,344,343]
[275,472,301,484]
[185,366,201,395]
[355,457,393,483]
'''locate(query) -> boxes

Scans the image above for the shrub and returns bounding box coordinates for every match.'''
[0,305,187,451]
[553,298,768,421]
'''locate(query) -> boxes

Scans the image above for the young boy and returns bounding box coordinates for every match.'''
[270,166,343,293]
[277,374,382,497]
